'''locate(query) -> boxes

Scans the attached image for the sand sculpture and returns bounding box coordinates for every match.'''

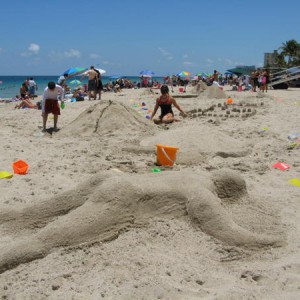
[0,168,283,274]
[60,100,155,137]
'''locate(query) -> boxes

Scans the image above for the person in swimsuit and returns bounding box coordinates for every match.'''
[14,95,38,109]
[150,85,187,124]
[81,66,98,100]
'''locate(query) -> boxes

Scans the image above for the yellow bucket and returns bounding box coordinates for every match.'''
[156,144,179,166]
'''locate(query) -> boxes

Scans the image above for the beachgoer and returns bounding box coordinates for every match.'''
[253,70,260,92]
[41,81,64,132]
[150,85,187,124]
[72,87,85,101]
[94,68,103,100]
[81,66,98,100]
[24,78,30,91]
[166,76,174,92]
[11,95,20,102]
[57,73,68,88]
[28,77,37,99]
[14,96,37,109]
[20,82,28,98]
[213,70,219,82]
[261,70,270,93]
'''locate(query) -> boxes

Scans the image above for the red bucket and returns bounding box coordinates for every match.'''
[12,160,29,175]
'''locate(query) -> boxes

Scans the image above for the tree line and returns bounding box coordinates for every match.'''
[275,39,300,68]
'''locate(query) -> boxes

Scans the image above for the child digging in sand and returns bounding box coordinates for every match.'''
[150,85,187,124]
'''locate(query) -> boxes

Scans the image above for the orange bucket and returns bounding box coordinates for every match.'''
[156,144,179,166]
[12,160,29,175]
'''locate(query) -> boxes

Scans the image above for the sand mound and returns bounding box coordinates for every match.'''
[59,100,154,137]
[204,85,227,99]
[191,81,208,94]
[140,123,250,165]
[0,169,283,273]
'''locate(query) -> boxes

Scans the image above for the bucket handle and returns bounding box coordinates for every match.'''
[160,147,175,164]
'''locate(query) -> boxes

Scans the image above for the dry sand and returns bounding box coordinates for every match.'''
[0,85,300,299]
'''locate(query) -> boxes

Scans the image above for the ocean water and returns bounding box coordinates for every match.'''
[0,76,164,99]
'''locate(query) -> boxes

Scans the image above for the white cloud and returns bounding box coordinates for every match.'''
[21,43,40,57]
[206,58,214,64]
[64,49,81,58]
[90,53,100,59]
[28,43,40,54]
[158,47,173,60]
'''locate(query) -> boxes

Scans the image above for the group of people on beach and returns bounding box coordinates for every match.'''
[79,66,103,100]
[40,80,188,132]
[17,66,279,131]
[19,77,38,99]
[14,77,39,109]
[250,70,270,92]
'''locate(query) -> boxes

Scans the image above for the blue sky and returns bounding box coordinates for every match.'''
[0,0,299,76]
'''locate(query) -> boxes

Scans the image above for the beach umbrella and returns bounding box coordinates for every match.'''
[62,67,87,77]
[96,68,106,75]
[82,68,106,76]
[139,70,155,77]
[227,66,255,76]
[177,71,191,77]
[196,72,207,77]
[70,79,82,85]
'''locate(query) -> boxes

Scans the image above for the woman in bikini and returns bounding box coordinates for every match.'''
[150,85,187,124]
[14,96,38,109]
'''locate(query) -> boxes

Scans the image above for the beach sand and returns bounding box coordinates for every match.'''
[0,85,300,299]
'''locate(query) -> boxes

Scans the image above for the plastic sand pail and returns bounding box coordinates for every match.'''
[0,170,13,179]
[156,144,179,166]
[12,160,29,175]
[179,87,184,93]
